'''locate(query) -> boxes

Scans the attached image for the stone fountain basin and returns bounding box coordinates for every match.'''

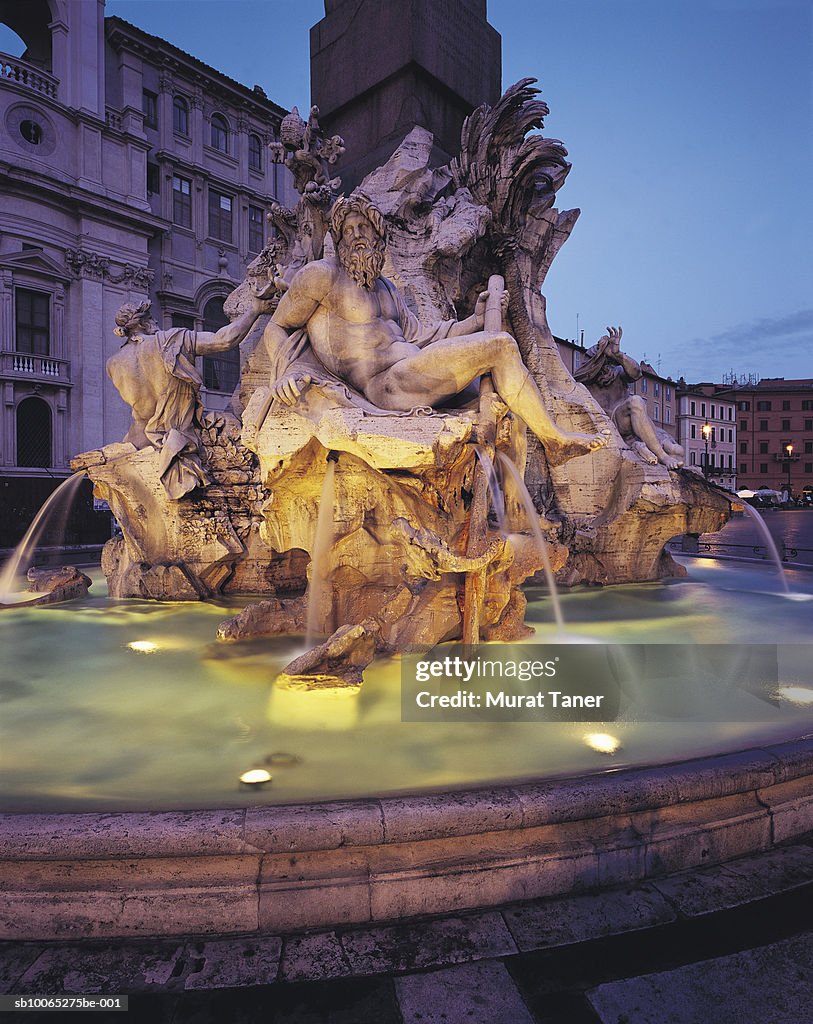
[2,736,811,941]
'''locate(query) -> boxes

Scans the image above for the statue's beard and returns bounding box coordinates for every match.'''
[338,238,385,289]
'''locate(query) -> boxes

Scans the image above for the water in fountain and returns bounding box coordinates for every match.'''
[0,472,86,604]
[495,451,565,635]
[736,501,791,595]
[304,457,337,647]
[474,447,506,531]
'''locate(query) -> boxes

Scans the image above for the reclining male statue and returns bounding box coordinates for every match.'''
[259,192,607,465]
[575,326,684,470]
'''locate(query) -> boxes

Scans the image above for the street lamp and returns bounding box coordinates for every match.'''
[785,442,794,498]
[701,421,711,477]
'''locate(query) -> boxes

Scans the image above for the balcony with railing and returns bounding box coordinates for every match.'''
[1,352,71,384]
[0,54,58,100]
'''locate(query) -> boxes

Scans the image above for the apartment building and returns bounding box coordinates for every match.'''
[675,383,737,491]
[722,379,813,495]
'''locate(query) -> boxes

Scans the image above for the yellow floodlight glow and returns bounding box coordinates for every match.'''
[584,732,621,754]
[127,640,160,654]
[239,768,272,785]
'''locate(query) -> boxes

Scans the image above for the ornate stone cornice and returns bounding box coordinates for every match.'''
[65,249,154,288]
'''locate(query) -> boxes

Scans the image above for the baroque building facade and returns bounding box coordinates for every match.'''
[0,0,295,544]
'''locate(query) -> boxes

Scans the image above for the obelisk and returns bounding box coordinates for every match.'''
[310,0,501,189]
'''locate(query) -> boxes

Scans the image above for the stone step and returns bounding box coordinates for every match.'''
[0,836,810,1023]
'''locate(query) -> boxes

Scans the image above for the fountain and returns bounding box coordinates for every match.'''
[1,85,811,942]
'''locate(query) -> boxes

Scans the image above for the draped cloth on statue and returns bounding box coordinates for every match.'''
[108,328,212,500]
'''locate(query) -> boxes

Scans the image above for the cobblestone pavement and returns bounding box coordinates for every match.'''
[1,837,811,1023]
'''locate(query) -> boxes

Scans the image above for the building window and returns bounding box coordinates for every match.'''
[202,298,239,393]
[248,133,263,172]
[728,455,732,469]
[759,442,768,454]
[691,424,696,439]
[711,404,715,418]
[701,402,706,417]
[805,419,813,431]
[248,205,264,252]
[653,405,660,421]
[690,401,696,416]
[173,95,189,136]
[208,189,232,242]
[806,463,813,474]
[728,407,733,420]
[740,442,747,454]
[757,400,771,411]
[805,442,813,455]
[690,452,696,466]
[740,463,747,474]
[210,113,229,153]
[172,175,192,228]
[654,381,660,397]
[760,463,768,473]
[711,427,716,442]
[782,400,791,411]
[759,419,768,431]
[782,419,791,431]
[20,120,43,144]
[740,419,747,431]
[172,314,196,330]
[802,400,813,411]
[142,90,158,129]
[728,429,732,442]
[147,162,160,195]
[665,386,671,402]
[16,397,51,467]
[641,378,647,394]
[738,401,749,411]
[16,289,50,355]
[665,407,671,424]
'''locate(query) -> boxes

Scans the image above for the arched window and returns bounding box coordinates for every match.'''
[210,113,229,153]
[16,397,51,468]
[173,95,189,136]
[248,133,262,171]
[202,298,239,393]
[0,1,53,71]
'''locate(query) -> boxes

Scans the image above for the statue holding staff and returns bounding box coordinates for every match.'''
[260,193,607,465]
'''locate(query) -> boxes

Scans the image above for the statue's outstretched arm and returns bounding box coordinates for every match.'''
[193,294,273,355]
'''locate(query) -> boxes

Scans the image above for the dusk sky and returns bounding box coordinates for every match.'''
[25,2,813,382]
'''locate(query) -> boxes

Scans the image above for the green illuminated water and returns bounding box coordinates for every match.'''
[1,559,811,812]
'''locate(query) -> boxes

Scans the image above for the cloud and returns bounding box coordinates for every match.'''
[675,311,813,381]
[705,309,813,347]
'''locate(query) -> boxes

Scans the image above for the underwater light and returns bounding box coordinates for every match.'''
[127,640,159,654]
[239,769,272,785]
[776,686,813,706]
[584,732,621,754]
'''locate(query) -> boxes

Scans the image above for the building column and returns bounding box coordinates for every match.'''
[2,383,14,467]
[0,271,13,354]
[55,388,68,468]
[53,286,66,361]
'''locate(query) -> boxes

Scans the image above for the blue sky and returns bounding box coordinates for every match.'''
[13,1,813,382]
